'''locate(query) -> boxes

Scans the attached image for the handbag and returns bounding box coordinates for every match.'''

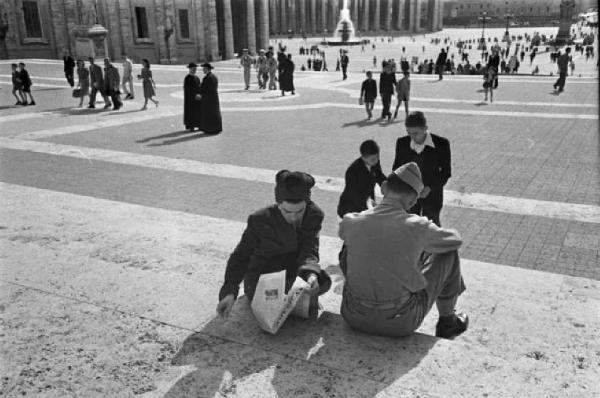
[72,88,81,98]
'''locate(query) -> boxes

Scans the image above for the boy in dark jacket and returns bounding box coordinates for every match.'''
[217,170,331,319]
[337,139,386,218]
[379,62,396,121]
[360,71,377,120]
[11,63,25,105]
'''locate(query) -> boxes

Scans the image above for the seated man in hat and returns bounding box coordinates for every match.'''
[217,170,331,319]
[339,162,468,339]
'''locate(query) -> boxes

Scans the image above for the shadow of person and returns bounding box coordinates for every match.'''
[164,296,439,396]
[146,133,216,146]
[341,118,380,128]
[136,130,197,144]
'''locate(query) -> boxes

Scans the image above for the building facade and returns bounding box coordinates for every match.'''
[0,0,442,62]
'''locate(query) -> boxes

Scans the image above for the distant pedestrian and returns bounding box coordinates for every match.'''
[280,54,295,96]
[482,67,494,103]
[569,59,575,76]
[359,71,377,120]
[88,57,110,109]
[373,55,377,68]
[11,63,25,105]
[394,71,411,119]
[435,48,447,80]
[183,62,202,131]
[103,58,122,110]
[240,48,254,90]
[340,50,349,80]
[199,63,222,135]
[267,52,278,90]
[256,49,268,89]
[63,50,75,87]
[75,59,90,108]
[379,62,396,121]
[553,47,571,92]
[486,48,500,88]
[122,53,135,100]
[18,62,35,105]
[138,59,159,110]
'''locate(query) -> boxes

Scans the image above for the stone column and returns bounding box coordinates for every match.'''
[373,0,380,31]
[321,0,327,34]
[192,0,206,61]
[257,0,269,51]
[384,0,392,31]
[206,0,219,61]
[280,0,287,35]
[351,0,358,27]
[414,0,420,32]
[269,0,277,34]
[361,0,369,32]
[222,0,234,59]
[407,0,414,32]
[310,0,317,34]
[298,0,306,34]
[288,0,296,32]
[246,0,256,52]
[329,0,338,32]
[395,0,404,30]
[437,0,443,31]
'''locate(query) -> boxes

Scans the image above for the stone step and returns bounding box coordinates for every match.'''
[1,182,598,397]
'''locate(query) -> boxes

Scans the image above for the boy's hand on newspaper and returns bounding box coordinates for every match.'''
[216,294,235,319]
[306,273,320,296]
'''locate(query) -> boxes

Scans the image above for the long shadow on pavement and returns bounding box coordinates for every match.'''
[164,298,438,396]
[342,118,384,128]
[138,130,217,146]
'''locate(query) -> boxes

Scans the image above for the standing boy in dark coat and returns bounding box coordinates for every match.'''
[340,50,349,80]
[392,111,451,227]
[198,63,222,135]
[360,71,377,120]
[379,62,396,121]
[88,58,110,109]
[216,170,331,319]
[435,49,447,80]
[103,58,122,110]
[337,139,386,218]
[183,62,202,131]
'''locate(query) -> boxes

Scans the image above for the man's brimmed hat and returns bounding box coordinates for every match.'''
[187,62,198,68]
[393,162,424,195]
[274,170,315,203]
[201,62,214,69]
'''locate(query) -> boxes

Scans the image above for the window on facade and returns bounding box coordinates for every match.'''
[460,5,463,9]
[547,7,550,12]
[134,6,149,38]
[178,9,190,39]
[22,1,43,38]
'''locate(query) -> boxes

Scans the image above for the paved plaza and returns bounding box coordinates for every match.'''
[0,29,599,397]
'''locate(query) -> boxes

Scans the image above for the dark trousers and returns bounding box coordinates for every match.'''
[89,85,110,106]
[65,71,74,87]
[341,250,465,337]
[108,90,122,109]
[410,197,442,227]
[554,71,567,91]
[381,94,392,118]
[342,65,348,79]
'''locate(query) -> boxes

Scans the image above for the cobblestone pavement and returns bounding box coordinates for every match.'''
[0,52,598,396]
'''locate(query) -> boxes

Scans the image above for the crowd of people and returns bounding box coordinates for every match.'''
[239,44,297,95]
[10,62,35,106]
[60,52,159,111]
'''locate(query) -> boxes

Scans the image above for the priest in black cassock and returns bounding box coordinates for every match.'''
[199,63,222,135]
[183,63,202,131]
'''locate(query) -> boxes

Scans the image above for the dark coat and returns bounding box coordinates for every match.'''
[219,202,331,302]
[63,56,75,72]
[89,64,104,88]
[392,134,451,211]
[279,58,295,92]
[183,74,202,129]
[379,72,396,95]
[360,79,377,101]
[199,72,222,134]
[435,51,447,66]
[337,157,386,218]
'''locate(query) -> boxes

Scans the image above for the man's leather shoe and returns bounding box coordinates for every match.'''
[435,312,469,339]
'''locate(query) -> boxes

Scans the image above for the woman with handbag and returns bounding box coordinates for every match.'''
[75,60,90,108]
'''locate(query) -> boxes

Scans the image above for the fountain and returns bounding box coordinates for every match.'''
[322,0,362,46]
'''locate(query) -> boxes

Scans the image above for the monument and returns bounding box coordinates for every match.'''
[72,1,109,59]
[322,0,361,46]
[553,0,576,45]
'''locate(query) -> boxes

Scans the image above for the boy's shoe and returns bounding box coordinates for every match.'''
[88,104,95,109]
[15,101,22,105]
[435,312,469,339]
[29,101,36,105]
[103,104,111,109]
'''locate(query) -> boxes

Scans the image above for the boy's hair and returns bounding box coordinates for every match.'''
[385,173,418,195]
[11,63,17,68]
[18,62,25,67]
[366,71,372,77]
[359,139,380,156]
[405,111,427,128]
